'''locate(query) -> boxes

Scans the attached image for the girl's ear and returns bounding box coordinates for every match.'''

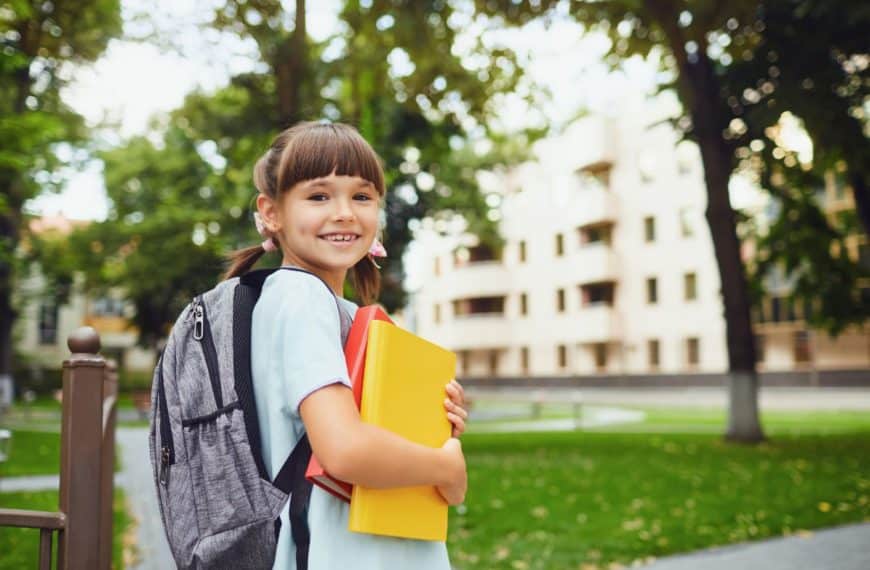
[256,193,281,233]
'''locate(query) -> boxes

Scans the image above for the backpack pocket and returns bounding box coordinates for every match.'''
[183,405,287,537]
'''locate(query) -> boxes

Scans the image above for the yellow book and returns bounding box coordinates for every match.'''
[348,320,456,541]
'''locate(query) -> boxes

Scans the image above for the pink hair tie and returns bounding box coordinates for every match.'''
[261,238,278,252]
[253,213,278,252]
[368,238,387,268]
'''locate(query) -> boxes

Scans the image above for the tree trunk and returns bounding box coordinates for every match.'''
[0,193,20,384]
[683,54,765,443]
[275,0,307,126]
[849,173,870,237]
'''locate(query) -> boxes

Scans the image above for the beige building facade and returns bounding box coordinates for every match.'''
[413,107,868,378]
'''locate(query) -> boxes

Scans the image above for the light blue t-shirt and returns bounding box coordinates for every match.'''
[251,269,451,570]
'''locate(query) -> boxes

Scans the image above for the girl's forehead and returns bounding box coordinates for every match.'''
[300,173,375,187]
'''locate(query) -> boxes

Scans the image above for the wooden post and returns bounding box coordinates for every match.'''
[57,327,105,570]
[100,358,118,570]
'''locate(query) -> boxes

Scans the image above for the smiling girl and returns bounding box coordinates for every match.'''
[223,121,468,570]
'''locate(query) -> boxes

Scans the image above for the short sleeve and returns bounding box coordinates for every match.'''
[272,273,352,415]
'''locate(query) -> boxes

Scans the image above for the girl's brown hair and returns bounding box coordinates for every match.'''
[223,121,386,304]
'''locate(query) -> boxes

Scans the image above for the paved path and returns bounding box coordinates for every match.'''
[468,387,870,410]
[640,522,870,569]
[116,427,174,569]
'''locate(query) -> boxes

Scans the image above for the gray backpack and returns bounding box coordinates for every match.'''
[149,267,342,569]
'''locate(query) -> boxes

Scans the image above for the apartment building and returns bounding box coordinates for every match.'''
[413,108,868,377]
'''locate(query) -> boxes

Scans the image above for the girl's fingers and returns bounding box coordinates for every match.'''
[447,412,465,437]
[444,398,468,419]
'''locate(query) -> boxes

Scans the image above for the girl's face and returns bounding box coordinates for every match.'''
[258,172,381,293]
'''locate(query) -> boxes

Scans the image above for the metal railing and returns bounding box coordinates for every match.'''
[0,327,117,569]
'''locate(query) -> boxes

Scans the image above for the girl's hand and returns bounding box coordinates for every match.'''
[436,438,467,505]
[445,379,469,437]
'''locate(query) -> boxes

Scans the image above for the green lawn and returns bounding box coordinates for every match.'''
[0,430,60,477]
[447,430,870,569]
[0,490,132,569]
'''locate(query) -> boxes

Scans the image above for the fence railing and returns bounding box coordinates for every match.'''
[0,327,117,570]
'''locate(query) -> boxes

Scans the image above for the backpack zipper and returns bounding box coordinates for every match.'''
[157,355,174,486]
[193,296,224,409]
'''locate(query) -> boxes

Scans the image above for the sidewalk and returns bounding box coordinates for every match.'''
[640,523,870,569]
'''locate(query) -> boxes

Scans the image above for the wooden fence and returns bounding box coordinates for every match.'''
[0,326,118,570]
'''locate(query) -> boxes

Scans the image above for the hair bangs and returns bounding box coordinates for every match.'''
[277,123,385,196]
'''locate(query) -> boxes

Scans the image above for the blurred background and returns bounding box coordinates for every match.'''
[1,1,868,569]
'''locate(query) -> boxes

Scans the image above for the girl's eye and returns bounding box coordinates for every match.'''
[354,193,374,201]
[308,194,328,201]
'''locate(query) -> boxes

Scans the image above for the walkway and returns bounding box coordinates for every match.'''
[641,522,870,569]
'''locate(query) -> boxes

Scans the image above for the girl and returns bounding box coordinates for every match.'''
[224,121,469,569]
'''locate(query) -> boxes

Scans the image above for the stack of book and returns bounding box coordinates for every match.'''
[304,306,456,541]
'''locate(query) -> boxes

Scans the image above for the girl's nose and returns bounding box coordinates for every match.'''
[333,198,356,222]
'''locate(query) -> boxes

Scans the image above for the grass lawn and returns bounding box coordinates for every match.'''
[447,430,870,569]
[0,490,132,569]
[0,430,60,477]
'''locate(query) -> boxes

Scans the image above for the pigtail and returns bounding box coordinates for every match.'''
[223,243,273,281]
[351,255,382,305]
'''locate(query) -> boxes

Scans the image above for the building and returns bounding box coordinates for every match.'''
[412,105,869,378]
[13,216,156,382]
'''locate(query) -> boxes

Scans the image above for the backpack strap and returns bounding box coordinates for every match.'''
[234,266,344,570]
[273,433,313,570]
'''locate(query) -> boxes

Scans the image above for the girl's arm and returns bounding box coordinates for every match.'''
[300,383,466,501]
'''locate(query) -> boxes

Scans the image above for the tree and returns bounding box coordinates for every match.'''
[0,1,121,388]
[75,0,535,346]
[474,0,867,442]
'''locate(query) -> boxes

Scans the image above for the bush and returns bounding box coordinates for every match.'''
[118,368,153,393]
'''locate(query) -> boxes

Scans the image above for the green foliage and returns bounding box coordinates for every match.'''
[474,0,869,339]
[449,430,870,569]
[1,0,122,376]
[77,0,538,343]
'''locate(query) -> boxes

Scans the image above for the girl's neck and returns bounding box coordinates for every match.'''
[281,257,346,297]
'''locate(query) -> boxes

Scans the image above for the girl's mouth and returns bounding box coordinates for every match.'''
[319,233,360,246]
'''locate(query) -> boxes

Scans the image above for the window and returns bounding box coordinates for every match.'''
[518,240,527,263]
[555,233,564,256]
[557,345,568,369]
[644,216,656,242]
[91,297,124,317]
[579,223,613,246]
[646,277,658,304]
[684,273,697,301]
[594,343,608,370]
[793,331,811,363]
[580,282,615,307]
[520,292,528,316]
[489,350,499,375]
[38,300,59,345]
[679,208,695,237]
[556,288,566,312]
[434,304,441,324]
[648,339,660,368]
[521,347,530,374]
[686,337,700,366]
[459,350,470,376]
[578,162,612,190]
[453,296,506,317]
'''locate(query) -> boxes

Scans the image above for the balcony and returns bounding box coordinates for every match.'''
[571,305,622,344]
[436,260,512,299]
[575,190,618,230]
[430,313,514,349]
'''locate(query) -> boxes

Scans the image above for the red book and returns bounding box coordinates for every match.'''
[305,305,394,501]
